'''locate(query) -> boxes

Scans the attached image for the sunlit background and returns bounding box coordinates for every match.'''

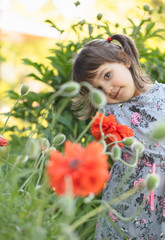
[0,0,165,117]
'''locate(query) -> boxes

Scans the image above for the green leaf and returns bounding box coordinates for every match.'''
[5,90,19,100]
[127,17,136,27]
[145,22,155,37]
[45,19,64,33]
[27,73,41,81]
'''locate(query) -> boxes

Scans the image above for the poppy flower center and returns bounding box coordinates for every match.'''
[69,159,81,169]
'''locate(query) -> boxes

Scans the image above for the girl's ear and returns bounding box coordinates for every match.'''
[118,52,131,68]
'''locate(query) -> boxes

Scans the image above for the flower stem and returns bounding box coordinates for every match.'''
[99,108,106,139]
[104,192,149,222]
[104,214,129,240]
[69,185,143,232]
[118,149,139,168]
[1,95,22,135]
[106,140,123,147]
[74,110,100,143]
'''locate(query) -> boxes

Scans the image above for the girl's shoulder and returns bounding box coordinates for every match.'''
[146,80,164,91]
[105,81,165,117]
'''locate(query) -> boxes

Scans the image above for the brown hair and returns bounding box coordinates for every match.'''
[72,34,151,120]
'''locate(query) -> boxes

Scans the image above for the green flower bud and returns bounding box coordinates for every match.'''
[149,8,153,14]
[53,134,66,146]
[74,1,80,7]
[45,147,56,155]
[97,13,103,20]
[115,23,119,28]
[20,84,29,96]
[150,122,165,141]
[145,174,160,191]
[81,81,93,91]
[79,19,86,25]
[111,145,121,160]
[90,89,107,108]
[39,138,50,151]
[60,82,80,97]
[143,4,150,11]
[122,137,135,146]
[131,141,144,154]
[158,6,163,14]
[25,138,40,159]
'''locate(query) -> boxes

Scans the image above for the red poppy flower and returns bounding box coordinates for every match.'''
[90,113,134,147]
[0,136,8,147]
[47,140,109,196]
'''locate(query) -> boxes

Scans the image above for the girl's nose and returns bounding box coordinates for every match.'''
[102,84,113,95]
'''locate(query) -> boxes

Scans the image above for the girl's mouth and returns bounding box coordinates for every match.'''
[114,88,120,99]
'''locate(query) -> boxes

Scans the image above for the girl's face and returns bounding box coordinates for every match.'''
[90,62,141,104]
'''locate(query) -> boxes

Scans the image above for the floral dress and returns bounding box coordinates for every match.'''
[94,81,165,240]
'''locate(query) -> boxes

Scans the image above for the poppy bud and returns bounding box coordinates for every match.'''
[53,134,66,146]
[158,6,163,14]
[122,137,135,146]
[131,141,144,154]
[39,138,50,151]
[79,19,86,25]
[97,13,103,20]
[25,138,40,159]
[74,1,80,7]
[90,89,107,108]
[60,82,80,97]
[143,4,150,11]
[111,145,121,160]
[150,122,165,141]
[20,84,29,96]
[45,147,56,155]
[145,174,160,191]
[149,8,153,14]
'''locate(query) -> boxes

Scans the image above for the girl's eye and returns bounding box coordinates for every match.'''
[104,72,111,80]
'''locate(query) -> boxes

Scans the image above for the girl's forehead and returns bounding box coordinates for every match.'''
[96,62,121,73]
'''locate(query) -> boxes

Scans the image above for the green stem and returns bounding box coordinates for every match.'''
[104,192,149,222]
[36,154,47,186]
[69,185,143,232]
[99,109,105,139]
[103,133,118,143]
[1,95,22,135]
[106,149,139,168]
[19,152,45,191]
[104,214,129,240]
[118,149,139,168]
[74,110,100,143]
[106,140,123,147]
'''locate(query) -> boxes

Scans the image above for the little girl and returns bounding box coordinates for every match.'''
[72,34,165,240]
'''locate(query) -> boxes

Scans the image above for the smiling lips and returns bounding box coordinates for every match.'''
[114,88,120,99]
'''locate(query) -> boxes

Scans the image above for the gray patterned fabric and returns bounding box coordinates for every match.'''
[94,81,165,240]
